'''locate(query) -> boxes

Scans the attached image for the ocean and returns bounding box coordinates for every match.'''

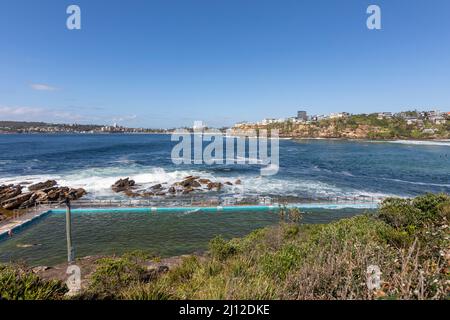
[0,134,449,265]
[0,134,449,200]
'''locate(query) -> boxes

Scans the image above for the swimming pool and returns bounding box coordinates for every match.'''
[0,206,376,266]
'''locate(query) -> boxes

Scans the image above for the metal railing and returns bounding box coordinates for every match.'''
[33,195,385,209]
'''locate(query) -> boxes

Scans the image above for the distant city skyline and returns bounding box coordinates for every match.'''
[1,0,450,128]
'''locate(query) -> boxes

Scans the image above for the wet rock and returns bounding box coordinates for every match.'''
[28,180,57,191]
[141,192,154,198]
[184,176,200,180]
[2,192,33,210]
[182,187,194,194]
[0,182,86,210]
[0,185,22,202]
[224,181,233,186]
[198,179,211,184]
[19,193,38,209]
[112,178,135,193]
[207,182,222,191]
[150,184,162,190]
[124,190,141,198]
[168,186,176,194]
[191,180,201,188]
[234,179,242,185]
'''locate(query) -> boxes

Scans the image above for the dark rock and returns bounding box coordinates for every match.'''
[191,180,201,188]
[112,178,135,192]
[168,187,176,194]
[2,192,33,210]
[141,192,154,198]
[182,187,194,194]
[19,193,38,209]
[183,176,199,180]
[234,179,242,185]
[207,182,222,191]
[124,190,140,198]
[0,185,22,202]
[150,184,162,190]
[224,181,233,186]
[198,179,211,184]
[28,180,57,191]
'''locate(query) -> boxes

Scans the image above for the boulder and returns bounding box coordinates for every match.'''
[168,187,176,194]
[150,184,162,190]
[112,178,135,192]
[0,185,22,202]
[28,180,57,191]
[234,179,242,185]
[207,182,222,191]
[191,180,201,188]
[2,192,33,210]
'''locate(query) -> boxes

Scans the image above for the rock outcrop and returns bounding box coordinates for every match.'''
[0,182,86,211]
[111,178,135,193]
[112,176,236,198]
[28,180,57,191]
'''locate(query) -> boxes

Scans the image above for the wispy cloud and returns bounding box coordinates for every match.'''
[111,114,137,123]
[0,105,141,126]
[0,105,87,122]
[30,83,58,91]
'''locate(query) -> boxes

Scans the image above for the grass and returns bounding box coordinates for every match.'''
[1,193,449,300]
[0,264,67,300]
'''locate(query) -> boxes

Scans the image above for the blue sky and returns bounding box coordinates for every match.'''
[1,0,449,128]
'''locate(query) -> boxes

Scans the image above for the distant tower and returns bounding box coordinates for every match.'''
[297,111,307,121]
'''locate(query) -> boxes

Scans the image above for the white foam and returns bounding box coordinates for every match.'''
[384,140,450,147]
[0,165,396,200]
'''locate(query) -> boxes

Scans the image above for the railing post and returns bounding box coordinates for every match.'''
[65,199,74,263]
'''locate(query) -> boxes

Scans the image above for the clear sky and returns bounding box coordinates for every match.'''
[1,0,449,128]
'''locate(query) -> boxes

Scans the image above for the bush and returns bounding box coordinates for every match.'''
[0,265,67,300]
[379,194,450,230]
[209,236,238,261]
[88,255,148,299]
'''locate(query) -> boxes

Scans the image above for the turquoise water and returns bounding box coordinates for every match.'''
[0,208,372,266]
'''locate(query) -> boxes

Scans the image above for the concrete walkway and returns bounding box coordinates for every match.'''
[0,207,52,239]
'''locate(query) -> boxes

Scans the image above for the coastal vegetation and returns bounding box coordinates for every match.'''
[238,113,449,140]
[0,193,449,300]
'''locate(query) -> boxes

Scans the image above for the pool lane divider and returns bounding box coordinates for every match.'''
[0,203,379,242]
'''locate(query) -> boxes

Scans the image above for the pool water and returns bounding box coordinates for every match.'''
[0,208,373,266]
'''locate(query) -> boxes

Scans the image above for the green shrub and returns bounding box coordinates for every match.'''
[167,256,200,283]
[262,244,302,279]
[379,194,450,230]
[209,236,237,261]
[88,256,148,299]
[0,265,67,300]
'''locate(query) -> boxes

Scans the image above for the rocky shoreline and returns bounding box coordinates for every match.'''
[0,180,86,217]
[111,176,241,198]
[0,176,243,221]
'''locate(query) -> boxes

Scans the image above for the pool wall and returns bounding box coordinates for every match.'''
[0,203,379,242]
